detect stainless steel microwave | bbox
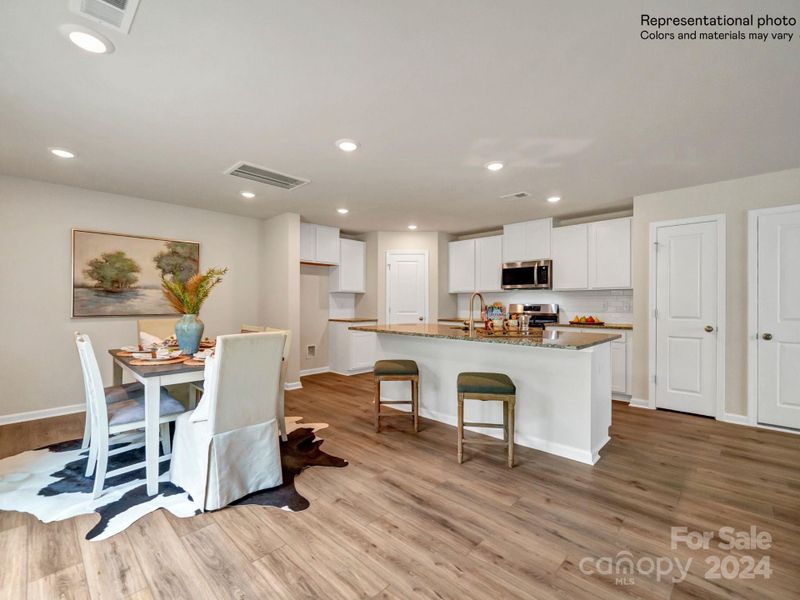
[501,259,552,290]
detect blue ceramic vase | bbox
[175,314,204,354]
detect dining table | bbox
[109,350,205,496]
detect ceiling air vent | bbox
[225,162,311,190]
[500,191,530,200]
[69,0,141,34]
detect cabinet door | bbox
[475,235,503,292]
[552,224,588,290]
[588,217,631,289]
[332,239,365,292]
[315,225,340,264]
[524,218,552,260]
[448,239,476,293]
[611,341,627,394]
[502,222,526,263]
[350,331,377,370]
[300,223,316,262]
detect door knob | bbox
[704,325,714,333]
[418,316,424,321]
[762,333,773,341]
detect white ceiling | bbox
[1,1,798,234]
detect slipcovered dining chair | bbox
[190,324,291,441]
[170,331,287,511]
[136,318,179,347]
[75,332,186,498]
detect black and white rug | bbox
[0,417,346,540]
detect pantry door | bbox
[386,251,428,324]
[753,205,800,429]
[652,217,724,417]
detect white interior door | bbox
[757,208,800,429]
[654,220,719,416]
[386,252,427,324]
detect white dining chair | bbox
[75,332,186,498]
[136,317,179,347]
[170,331,286,511]
[190,324,291,441]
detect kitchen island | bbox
[350,323,620,464]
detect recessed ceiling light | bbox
[49,147,76,159]
[59,25,114,54]
[408,224,418,230]
[335,139,360,152]
[547,196,561,203]
[240,191,255,199]
[337,208,349,214]
[485,161,504,172]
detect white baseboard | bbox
[299,366,330,378]
[0,403,85,426]
[330,367,374,376]
[718,412,750,426]
[628,397,653,409]
[284,381,302,391]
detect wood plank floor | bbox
[1,371,799,599]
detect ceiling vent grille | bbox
[69,0,141,34]
[500,191,530,200]
[225,162,311,190]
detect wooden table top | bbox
[109,349,205,378]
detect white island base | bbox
[374,332,613,465]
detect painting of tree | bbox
[153,241,200,283]
[83,251,141,292]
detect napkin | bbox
[139,331,162,349]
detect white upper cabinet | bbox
[552,217,632,290]
[552,223,589,290]
[475,235,503,292]
[330,239,366,293]
[299,223,340,265]
[502,218,552,263]
[448,239,476,293]
[588,217,631,289]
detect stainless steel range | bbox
[508,303,559,330]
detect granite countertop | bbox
[349,323,619,350]
[546,322,633,331]
[329,317,378,323]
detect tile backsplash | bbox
[455,289,633,324]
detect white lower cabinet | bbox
[329,321,377,375]
[549,326,632,398]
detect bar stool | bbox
[456,372,516,468]
[373,360,419,433]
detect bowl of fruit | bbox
[569,315,605,326]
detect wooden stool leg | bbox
[412,378,419,432]
[457,393,464,464]
[374,378,381,433]
[503,401,509,442]
[508,397,516,468]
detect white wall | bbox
[299,264,330,372]
[260,213,301,386]
[0,175,263,421]
[632,168,800,417]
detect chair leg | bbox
[81,411,91,450]
[508,398,516,468]
[412,378,419,433]
[92,440,109,499]
[503,401,509,442]
[160,423,171,456]
[374,379,381,432]
[457,393,464,464]
[85,437,98,477]
[278,389,288,442]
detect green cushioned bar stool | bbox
[373,360,419,433]
[457,372,516,468]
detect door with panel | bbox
[386,252,428,324]
[654,220,719,416]
[757,207,800,429]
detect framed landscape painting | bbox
[72,230,200,317]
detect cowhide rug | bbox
[0,417,346,540]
